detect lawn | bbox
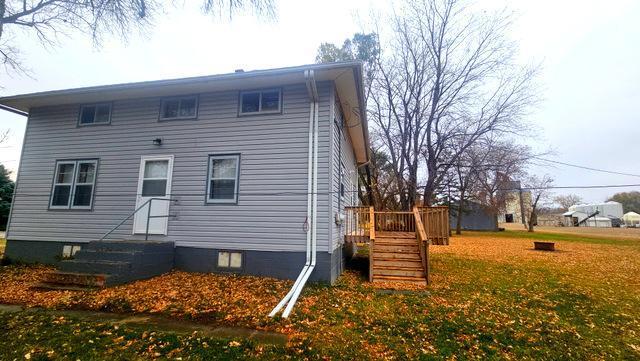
[0,230,639,360]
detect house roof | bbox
[0,61,370,163]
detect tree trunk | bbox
[456,201,463,235]
[528,209,536,232]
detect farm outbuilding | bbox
[623,212,640,227]
[562,201,623,227]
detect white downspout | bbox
[269,69,318,318]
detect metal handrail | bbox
[99,197,177,242]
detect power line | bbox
[505,183,640,191]
[534,157,640,178]
[10,182,640,198]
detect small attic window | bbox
[160,96,198,120]
[79,103,111,125]
[239,89,281,115]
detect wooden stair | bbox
[372,232,426,284]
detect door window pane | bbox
[142,179,167,197]
[144,160,168,178]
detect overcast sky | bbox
[0,0,639,203]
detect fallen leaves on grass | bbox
[0,232,639,359]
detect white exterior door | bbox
[133,155,174,235]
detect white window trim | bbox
[49,159,98,210]
[78,103,112,126]
[159,95,199,120]
[239,88,282,115]
[206,154,240,204]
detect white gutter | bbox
[269,69,319,318]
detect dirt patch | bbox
[0,304,288,346]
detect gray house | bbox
[0,62,369,285]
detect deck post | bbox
[368,206,375,282]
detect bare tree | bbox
[367,0,537,209]
[0,0,276,73]
[524,175,554,232]
[472,141,530,220]
[0,128,8,143]
[554,194,583,211]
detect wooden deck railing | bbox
[373,211,415,232]
[344,206,449,244]
[412,206,430,284]
[417,206,450,245]
[344,206,371,243]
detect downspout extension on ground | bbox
[269,69,319,318]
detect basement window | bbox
[62,245,82,258]
[160,96,198,120]
[78,103,111,125]
[218,251,243,269]
[239,89,281,115]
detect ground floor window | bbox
[207,154,240,204]
[50,159,98,210]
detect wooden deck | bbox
[344,206,448,285]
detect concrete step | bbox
[76,249,139,262]
[86,240,174,253]
[59,259,132,275]
[41,271,108,288]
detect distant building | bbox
[562,201,623,227]
[450,201,498,231]
[497,181,532,225]
[623,212,640,227]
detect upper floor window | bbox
[239,89,281,115]
[207,154,240,204]
[79,104,111,125]
[50,159,98,210]
[160,96,198,120]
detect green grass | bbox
[0,310,286,360]
[464,229,640,246]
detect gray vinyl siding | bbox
[8,82,335,253]
[329,88,358,252]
